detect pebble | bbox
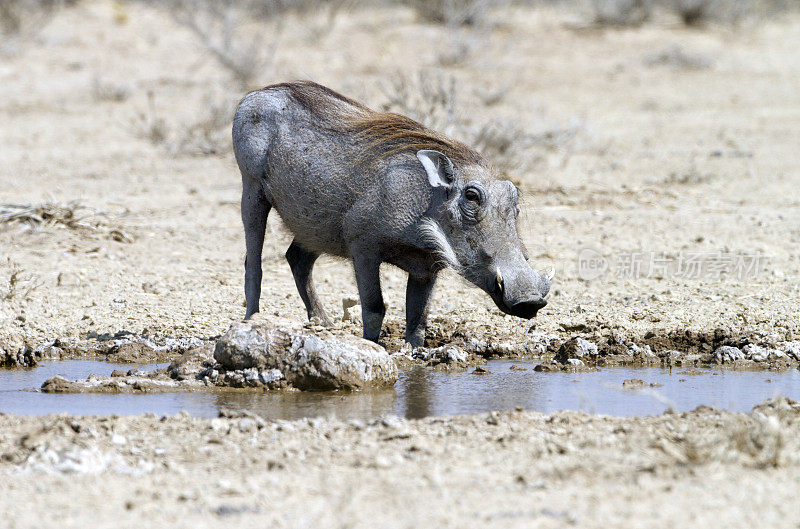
[381,416,402,429]
[783,341,800,361]
[238,418,257,433]
[743,344,783,362]
[714,345,744,363]
[554,337,597,364]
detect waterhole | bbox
[1,360,797,421]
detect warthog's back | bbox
[233,84,373,257]
[233,81,482,258]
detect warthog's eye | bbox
[464,186,483,204]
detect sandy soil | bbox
[1,1,798,357]
[1,397,799,528]
[1,1,800,526]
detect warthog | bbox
[233,81,551,346]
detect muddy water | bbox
[1,360,798,421]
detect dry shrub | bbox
[379,71,587,183]
[129,90,235,156]
[589,0,796,27]
[590,0,652,26]
[174,94,237,156]
[248,0,352,41]
[0,0,74,38]
[667,0,793,25]
[168,0,283,90]
[91,78,132,103]
[642,44,713,69]
[403,0,492,26]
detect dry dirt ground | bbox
[2,398,800,528]
[1,1,798,353]
[1,1,800,526]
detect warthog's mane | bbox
[263,80,483,166]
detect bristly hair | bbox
[261,80,484,166]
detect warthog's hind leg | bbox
[242,179,270,319]
[285,239,331,326]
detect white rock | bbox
[714,346,744,363]
[782,341,800,361]
[214,316,397,390]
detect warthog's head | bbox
[417,150,551,319]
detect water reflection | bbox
[401,367,435,419]
[215,388,397,422]
[1,360,798,420]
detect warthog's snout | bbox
[508,298,548,319]
[492,266,550,319]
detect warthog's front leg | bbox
[352,252,385,343]
[286,239,331,326]
[405,273,437,347]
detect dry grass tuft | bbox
[130,91,169,146]
[643,45,713,69]
[0,200,134,242]
[2,260,42,301]
[0,200,97,230]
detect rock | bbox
[214,316,397,390]
[566,358,583,366]
[783,341,800,361]
[554,337,597,364]
[109,341,158,363]
[341,297,360,321]
[411,345,467,366]
[41,376,83,393]
[238,418,257,433]
[627,343,656,358]
[622,378,646,390]
[33,342,64,361]
[110,370,127,377]
[509,364,527,371]
[168,345,214,379]
[714,345,744,364]
[259,369,283,384]
[659,350,683,363]
[743,344,782,362]
[472,365,491,375]
[0,332,38,367]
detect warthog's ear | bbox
[417,150,455,188]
